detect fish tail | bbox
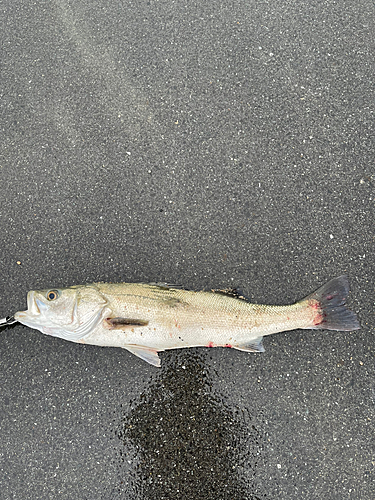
[303,276,360,331]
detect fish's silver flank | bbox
[11,276,360,367]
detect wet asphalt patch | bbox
[116,350,267,500]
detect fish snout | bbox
[28,291,42,316]
[14,292,40,320]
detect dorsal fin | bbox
[148,282,249,301]
[148,282,185,290]
[210,288,249,301]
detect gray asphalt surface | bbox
[1,1,374,499]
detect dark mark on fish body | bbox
[116,351,267,499]
[162,297,186,307]
[105,317,149,329]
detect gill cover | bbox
[14,285,109,341]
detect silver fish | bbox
[4,276,359,367]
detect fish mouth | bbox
[15,292,41,320]
[29,291,42,316]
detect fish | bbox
[2,276,359,367]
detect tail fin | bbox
[305,276,360,331]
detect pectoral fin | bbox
[125,345,162,367]
[234,336,265,353]
[105,317,149,330]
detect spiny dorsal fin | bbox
[148,282,185,290]
[210,287,249,301]
[149,282,249,301]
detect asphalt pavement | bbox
[1,1,374,499]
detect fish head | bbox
[14,285,108,341]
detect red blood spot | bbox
[206,342,214,348]
[224,344,233,348]
[313,314,323,326]
[311,301,320,310]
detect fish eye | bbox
[46,290,59,301]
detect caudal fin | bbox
[306,276,360,331]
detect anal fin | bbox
[125,345,162,367]
[234,336,265,353]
